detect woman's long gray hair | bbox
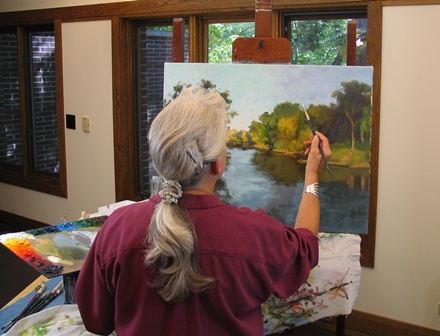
[145,86,228,302]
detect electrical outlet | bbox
[82,116,91,133]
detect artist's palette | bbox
[0,216,107,277]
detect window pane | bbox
[0,31,23,167]
[287,17,367,66]
[135,24,189,196]
[30,30,58,174]
[208,22,255,63]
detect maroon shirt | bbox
[75,194,318,335]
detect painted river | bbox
[215,147,369,234]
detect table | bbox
[262,232,361,334]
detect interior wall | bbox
[0,20,116,224]
[354,5,440,330]
[0,1,440,332]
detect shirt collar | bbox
[150,193,225,209]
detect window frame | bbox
[282,10,368,65]
[132,20,189,198]
[280,6,380,268]
[0,20,67,198]
[113,2,381,268]
[202,15,255,63]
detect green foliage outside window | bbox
[207,19,367,66]
[291,19,348,65]
[208,22,255,63]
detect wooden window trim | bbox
[0,20,67,198]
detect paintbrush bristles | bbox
[302,104,311,120]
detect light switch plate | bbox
[82,116,91,133]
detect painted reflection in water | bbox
[216,148,368,234]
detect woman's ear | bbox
[209,160,222,176]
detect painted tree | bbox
[248,120,268,149]
[331,80,371,150]
[165,79,231,105]
[164,79,234,119]
[272,102,308,152]
[258,111,278,150]
[359,105,371,144]
[247,102,309,152]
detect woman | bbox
[75,86,331,335]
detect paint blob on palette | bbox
[0,216,107,278]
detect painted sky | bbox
[164,63,373,131]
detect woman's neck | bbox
[183,189,213,196]
[182,167,218,196]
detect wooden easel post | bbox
[254,0,272,38]
[172,18,185,62]
[232,0,291,64]
[347,20,357,66]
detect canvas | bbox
[163,63,373,234]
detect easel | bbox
[171,2,356,334]
[232,0,291,64]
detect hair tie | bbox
[159,180,183,204]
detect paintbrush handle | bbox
[307,120,316,136]
[26,281,63,316]
[1,296,38,329]
[26,293,55,316]
[1,282,47,330]
[318,143,334,182]
[306,116,334,182]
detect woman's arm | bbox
[294,132,331,235]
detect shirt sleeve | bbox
[75,230,116,335]
[269,226,319,299]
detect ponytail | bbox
[145,86,227,301]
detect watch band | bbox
[305,182,319,198]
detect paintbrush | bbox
[25,280,64,316]
[1,281,47,331]
[302,105,334,182]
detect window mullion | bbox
[25,31,38,174]
[16,26,30,177]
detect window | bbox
[283,11,367,66]
[207,21,255,63]
[129,19,252,199]
[0,25,66,197]
[132,21,189,198]
[283,9,378,267]
[114,3,381,267]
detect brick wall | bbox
[138,28,188,195]
[0,31,58,174]
[31,33,58,174]
[0,32,22,166]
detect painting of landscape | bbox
[163,63,373,234]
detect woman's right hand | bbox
[303,131,331,176]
